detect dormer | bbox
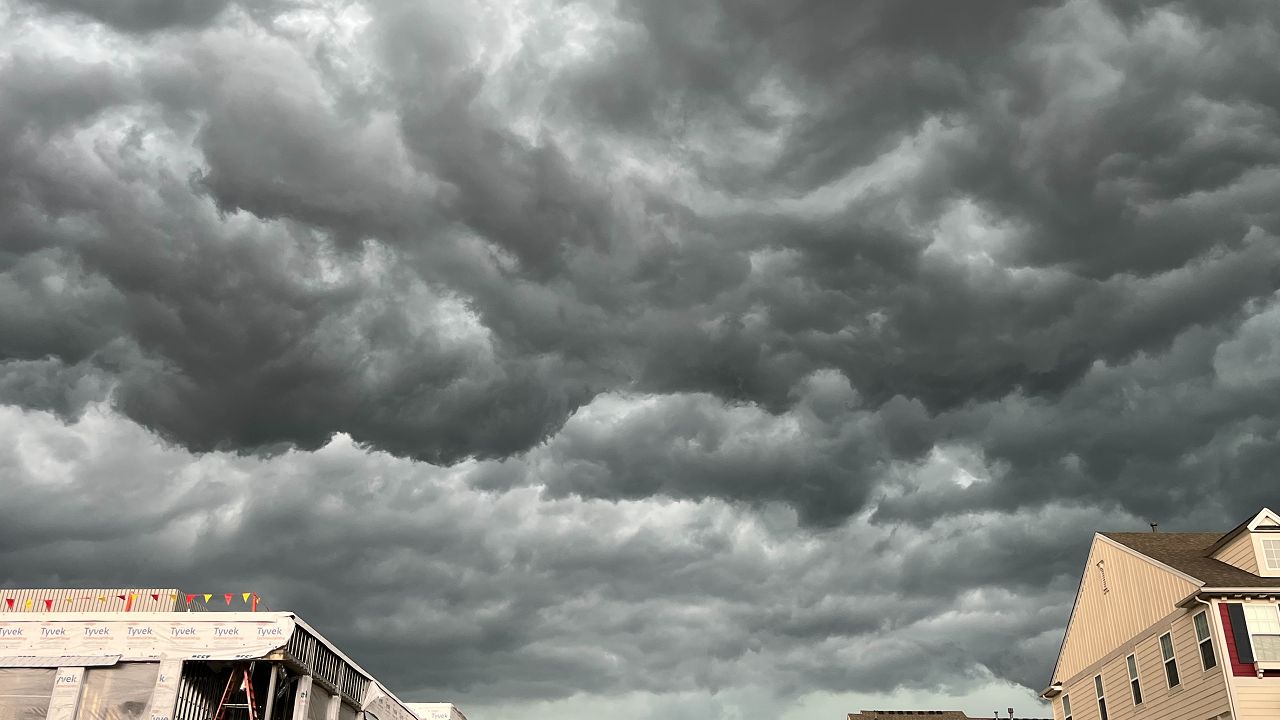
[1209,508,1280,577]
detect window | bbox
[77,664,159,720]
[1126,654,1142,705]
[1061,693,1072,720]
[1094,674,1108,720]
[1194,611,1217,670]
[1160,632,1181,688]
[1263,538,1280,569]
[0,669,55,720]
[1243,604,1280,661]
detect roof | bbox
[844,707,1044,712]
[1101,532,1280,588]
[848,713,970,720]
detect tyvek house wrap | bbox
[0,613,296,661]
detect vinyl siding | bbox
[1228,598,1280,718]
[1055,536,1200,681]
[1212,532,1260,574]
[1057,608,1230,720]
[1232,677,1280,719]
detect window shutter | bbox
[1226,603,1256,664]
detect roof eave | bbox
[1177,587,1280,607]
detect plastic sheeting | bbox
[75,664,158,720]
[306,685,330,720]
[0,668,54,720]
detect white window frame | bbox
[1160,631,1181,688]
[1262,538,1280,570]
[1126,653,1142,706]
[1243,603,1280,664]
[1193,610,1217,670]
[1061,693,1072,720]
[1094,674,1108,720]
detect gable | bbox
[1051,534,1201,683]
[1249,508,1280,530]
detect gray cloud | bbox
[4,0,1280,713]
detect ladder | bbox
[211,663,258,720]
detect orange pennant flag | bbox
[203,594,213,603]
[242,592,252,603]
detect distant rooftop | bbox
[849,707,1049,712]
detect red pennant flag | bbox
[186,594,196,604]
[43,599,53,610]
[116,595,126,601]
[224,593,233,605]
[4,598,13,610]
[150,594,160,602]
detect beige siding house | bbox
[1042,509,1280,720]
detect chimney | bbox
[1008,708,1014,720]
[1150,522,1159,533]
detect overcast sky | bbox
[3,0,1280,718]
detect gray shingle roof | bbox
[1102,531,1280,587]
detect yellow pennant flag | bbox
[242,592,252,603]
[97,596,107,603]
[24,599,33,609]
[65,598,74,604]
[170,593,178,601]
[203,594,213,603]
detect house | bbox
[1041,508,1280,720]
[0,588,463,720]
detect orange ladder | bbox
[211,663,258,720]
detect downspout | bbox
[1196,595,1240,720]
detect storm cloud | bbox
[3,0,1280,716]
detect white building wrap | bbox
[0,613,296,660]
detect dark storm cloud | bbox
[5,0,1278,481]
[5,0,1280,708]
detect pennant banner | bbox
[1,592,267,612]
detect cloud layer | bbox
[4,0,1280,716]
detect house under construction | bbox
[0,589,462,720]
